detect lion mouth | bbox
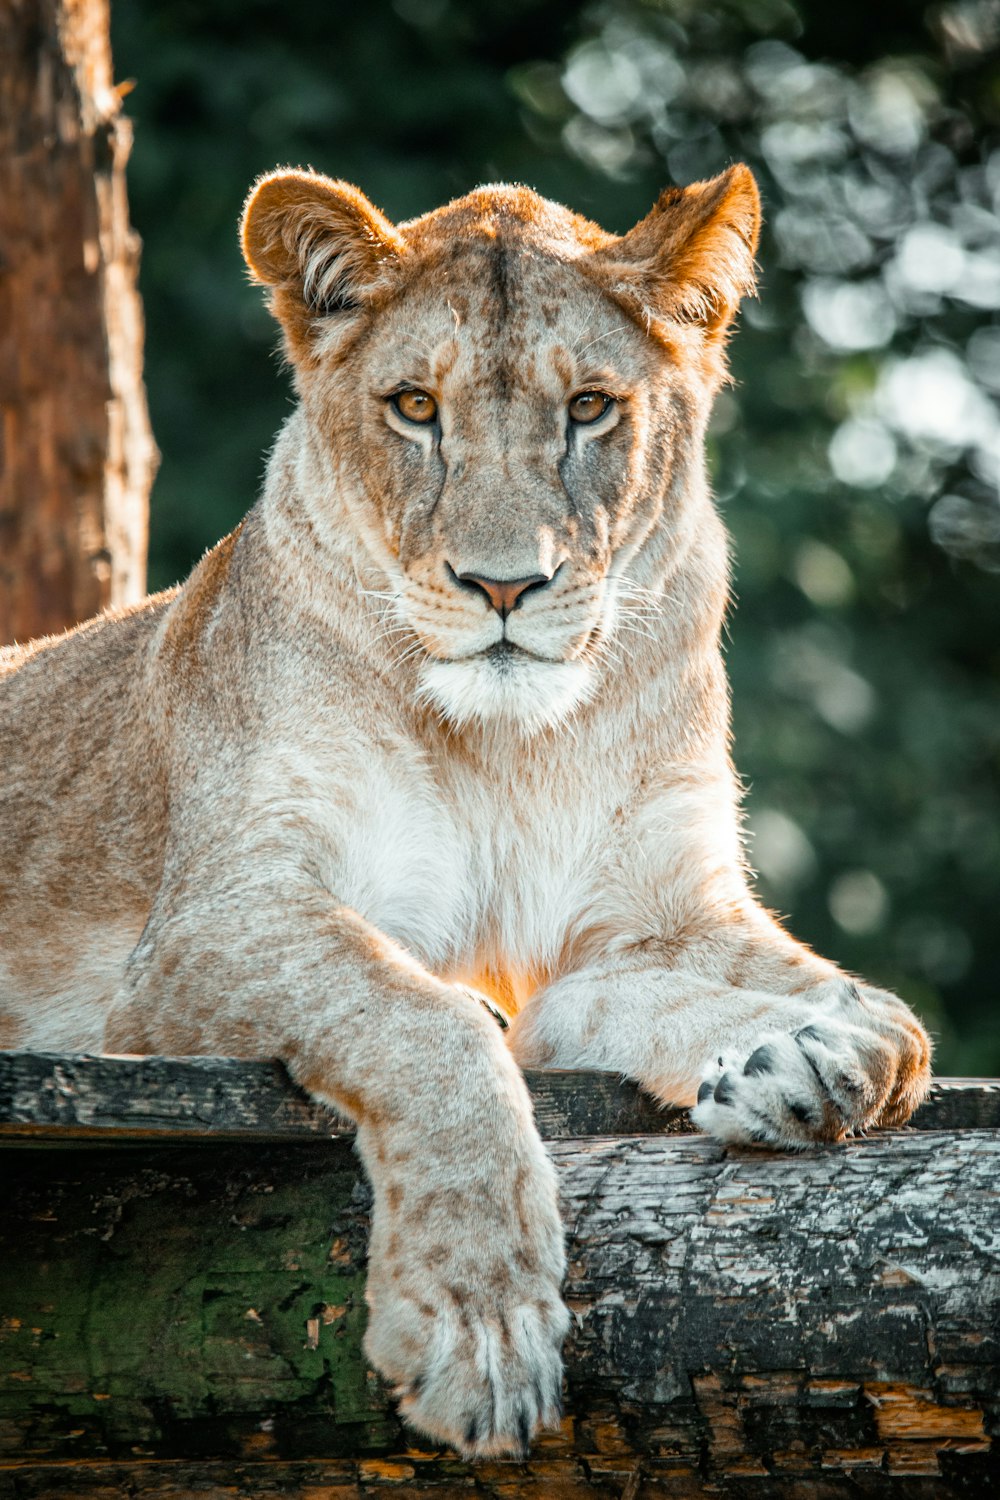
[425,628,602,673]
[484,640,549,667]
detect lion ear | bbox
[240,170,405,343]
[591,164,760,337]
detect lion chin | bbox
[416,651,594,735]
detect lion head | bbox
[241,165,759,733]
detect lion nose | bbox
[450,568,552,619]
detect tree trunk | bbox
[0,0,156,647]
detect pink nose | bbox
[452,571,551,619]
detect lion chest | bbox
[306,746,610,980]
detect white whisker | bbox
[389,642,426,671]
[571,323,629,360]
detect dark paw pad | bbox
[697,1079,715,1103]
[744,1043,778,1077]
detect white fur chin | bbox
[417,655,593,735]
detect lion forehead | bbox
[360,235,640,403]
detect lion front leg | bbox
[105,872,568,1457]
[508,927,931,1149]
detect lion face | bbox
[241,169,759,732]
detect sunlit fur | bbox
[0,166,931,1459]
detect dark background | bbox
[110,0,1000,1073]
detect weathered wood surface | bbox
[0,1053,685,1142]
[0,0,155,645]
[1,1051,996,1142]
[0,1058,997,1497]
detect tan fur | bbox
[0,165,930,1455]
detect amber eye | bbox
[568,390,613,425]
[392,389,438,425]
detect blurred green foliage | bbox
[112,0,1000,1072]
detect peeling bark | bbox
[0,0,156,646]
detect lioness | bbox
[1,164,930,1456]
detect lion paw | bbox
[362,1146,569,1456]
[691,988,931,1148]
[370,1287,567,1457]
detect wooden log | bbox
[0,0,156,645]
[0,1056,997,1497]
[0,1052,687,1143]
[0,1052,995,1142]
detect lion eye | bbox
[392,389,438,425]
[568,390,612,425]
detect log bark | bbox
[0,1057,997,1496]
[0,0,156,646]
[0,1052,994,1141]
